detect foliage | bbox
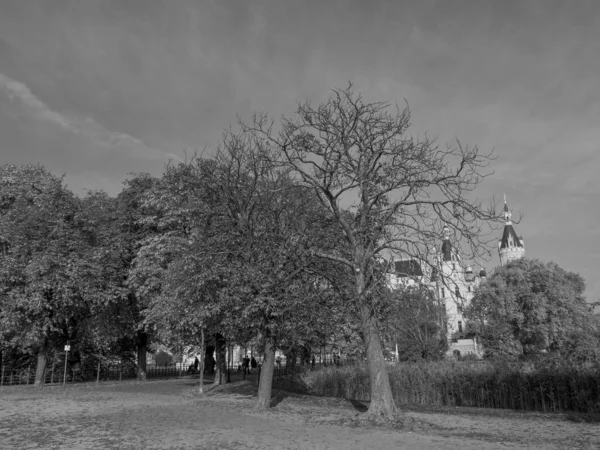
[0,165,156,374]
[465,258,600,359]
[131,137,346,353]
[0,164,100,356]
[154,350,173,366]
[381,285,447,361]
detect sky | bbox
[0,0,599,303]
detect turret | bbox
[498,197,525,266]
[465,266,474,282]
[441,224,452,262]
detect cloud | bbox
[0,73,73,130]
[0,72,180,162]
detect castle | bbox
[388,198,525,358]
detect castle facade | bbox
[387,199,525,358]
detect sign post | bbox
[63,343,70,387]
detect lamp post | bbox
[63,342,70,387]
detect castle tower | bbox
[435,224,483,357]
[498,198,525,266]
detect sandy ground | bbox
[1,377,599,450]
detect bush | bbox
[155,350,173,366]
[298,359,600,413]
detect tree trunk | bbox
[356,268,397,418]
[361,305,397,417]
[285,348,297,374]
[198,328,205,394]
[34,350,47,387]
[256,337,276,410]
[205,345,215,374]
[137,332,147,381]
[212,333,226,386]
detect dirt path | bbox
[1,379,598,449]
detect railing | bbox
[0,362,200,388]
[0,365,35,386]
[0,356,358,388]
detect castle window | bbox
[458,321,463,333]
[441,287,445,298]
[468,286,471,292]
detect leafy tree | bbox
[133,132,344,407]
[382,285,447,361]
[73,190,147,373]
[113,173,163,380]
[466,258,600,360]
[244,85,497,417]
[0,164,102,385]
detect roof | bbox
[393,259,424,277]
[499,224,523,249]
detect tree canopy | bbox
[466,258,600,360]
[243,84,498,416]
[1,86,503,416]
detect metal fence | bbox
[0,355,359,388]
[0,365,35,386]
[0,362,200,387]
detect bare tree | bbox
[243,84,499,417]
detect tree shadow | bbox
[565,412,600,423]
[349,399,368,412]
[270,390,290,407]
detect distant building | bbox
[387,198,525,359]
[387,223,485,358]
[498,199,525,266]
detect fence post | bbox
[27,365,31,385]
[96,358,101,384]
[1,365,4,387]
[63,355,68,387]
[119,361,123,382]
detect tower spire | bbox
[498,195,524,266]
[503,195,512,225]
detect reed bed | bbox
[299,360,600,413]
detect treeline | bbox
[1,85,501,415]
[0,155,354,396]
[466,258,600,362]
